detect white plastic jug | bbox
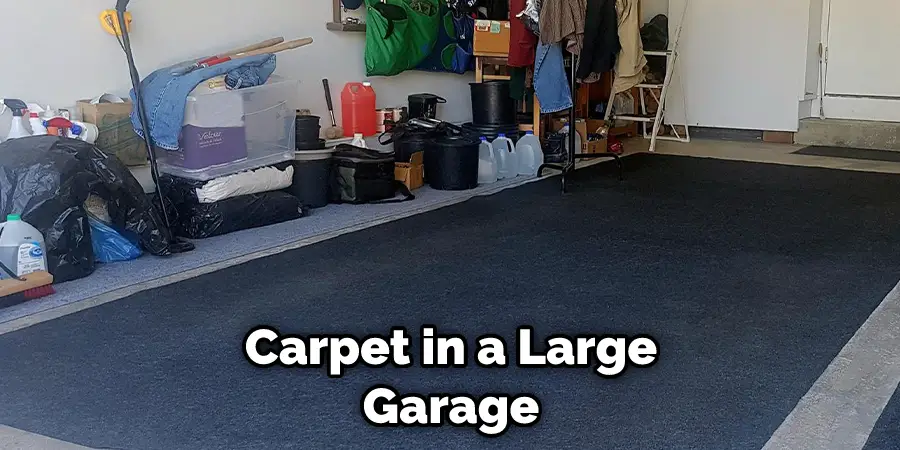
[516,131,544,176]
[492,134,517,179]
[477,137,498,184]
[0,214,47,279]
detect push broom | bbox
[0,259,54,309]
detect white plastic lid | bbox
[362,81,372,87]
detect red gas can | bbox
[341,81,377,137]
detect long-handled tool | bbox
[170,37,286,76]
[197,38,314,70]
[0,259,54,308]
[322,79,343,139]
[113,0,173,230]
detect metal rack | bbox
[538,53,623,193]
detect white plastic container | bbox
[157,77,299,181]
[516,131,543,176]
[0,214,47,279]
[351,133,368,148]
[477,137,498,184]
[29,113,47,136]
[6,115,30,140]
[492,134,516,180]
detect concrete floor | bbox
[3,136,900,449]
[634,136,900,174]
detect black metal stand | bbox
[116,0,172,229]
[537,52,623,193]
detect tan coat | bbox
[612,0,647,93]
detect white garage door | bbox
[824,0,900,121]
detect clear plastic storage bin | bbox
[157,77,298,181]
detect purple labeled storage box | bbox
[171,125,248,170]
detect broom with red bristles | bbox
[0,259,54,309]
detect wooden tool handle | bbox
[238,38,314,57]
[221,37,285,57]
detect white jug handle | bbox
[506,140,514,152]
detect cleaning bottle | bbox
[2,99,31,141]
[0,214,47,279]
[477,136,498,184]
[350,133,368,148]
[28,113,47,135]
[492,133,516,179]
[516,131,543,176]
[26,104,47,135]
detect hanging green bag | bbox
[365,0,440,77]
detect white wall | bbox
[0,0,472,136]
[667,0,812,131]
[642,0,669,22]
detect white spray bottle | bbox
[26,104,47,135]
[2,99,31,141]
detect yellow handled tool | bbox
[100,9,132,36]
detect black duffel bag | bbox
[330,145,415,204]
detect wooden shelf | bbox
[326,22,366,32]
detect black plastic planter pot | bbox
[424,135,480,191]
[469,81,515,125]
[289,149,333,208]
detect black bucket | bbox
[289,149,333,208]
[424,135,480,190]
[408,93,447,120]
[470,81,515,125]
[296,138,326,151]
[295,115,321,144]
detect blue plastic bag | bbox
[89,215,143,263]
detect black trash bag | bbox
[641,14,669,84]
[158,175,307,239]
[0,136,192,282]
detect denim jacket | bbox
[533,42,573,114]
[130,54,276,151]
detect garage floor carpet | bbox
[865,389,900,449]
[2,154,900,449]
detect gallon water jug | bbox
[516,131,544,176]
[0,215,47,279]
[477,137,498,184]
[492,134,516,179]
[341,81,377,137]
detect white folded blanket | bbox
[196,165,294,203]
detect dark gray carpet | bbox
[865,389,900,450]
[2,154,900,450]
[794,145,900,162]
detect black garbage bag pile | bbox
[158,174,307,239]
[0,136,193,282]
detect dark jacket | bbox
[576,0,620,80]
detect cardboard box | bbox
[473,20,511,55]
[549,119,608,154]
[395,151,424,190]
[76,99,148,166]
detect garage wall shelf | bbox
[327,0,367,32]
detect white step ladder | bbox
[601,1,691,152]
